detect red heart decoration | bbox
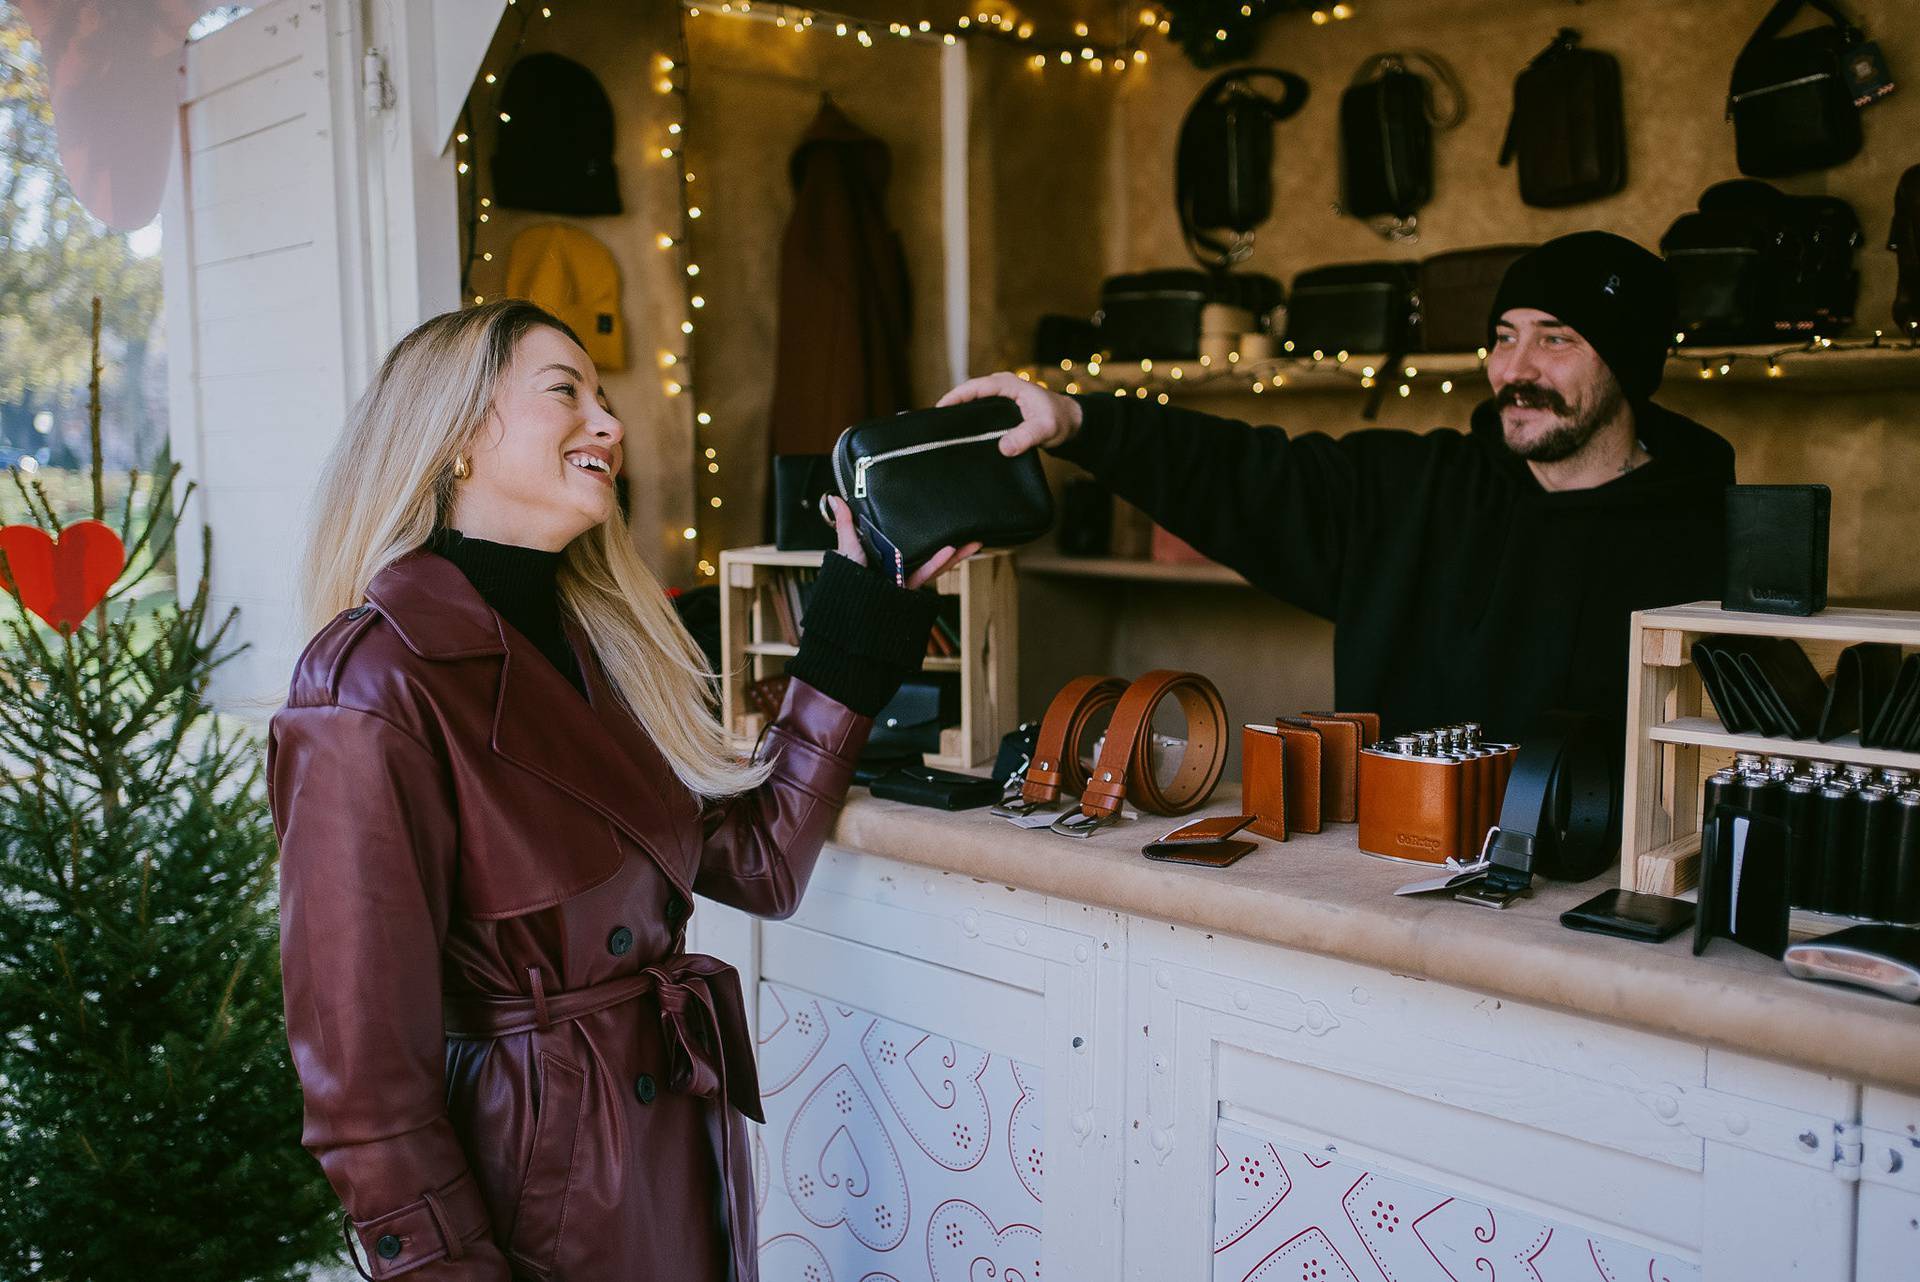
[0,521,128,632]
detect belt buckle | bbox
[1050,808,1119,839]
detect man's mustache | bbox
[1497,382,1569,415]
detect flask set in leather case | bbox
[830,398,1054,576]
[999,671,1228,838]
[1356,724,1519,866]
[1703,755,1920,925]
[1241,712,1381,840]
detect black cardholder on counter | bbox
[773,454,837,551]
[866,673,960,758]
[1723,484,1829,616]
[1561,888,1696,942]
[1821,642,1903,742]
[832,398,1054,572]
[1695,805,1793,960]
[869,764,1001,811]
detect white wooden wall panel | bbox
[162,0,370,709]
[1856,1086,1920,1279]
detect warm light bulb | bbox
[1398,384,1411,398]
[1360,376,1375,388]
[683,527,698,540]
[1134,49,1147,63]
[661,147,675,158]
[682,321,695,334]
[688,206,703,218]
[705,445,717,456]
[1157,393,1170,405]
[691,295,706,309]
[1768,363,1783,378]
[697,412,713,425]
[665,381,683,395]
[457,161,469,173]
[687,264,700,276]
[456,132,469,144]
[710,497,723,509]
[481,251,492,261]
[1311,9,1329,23]
[499,111,511,122]
[485,73,497,84]
[1140,6,1156,23]
[1440,380,1453,393]
[708,462,719,473]
[1332,2,1353,17]
[658,233,675,248]
[480,197,491,207]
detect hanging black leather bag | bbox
[1499,29,1626,208]
[1338,52,1464,240]
[1727,0,1866,178]
[1663,180,1862,343]
[1177,68,1310,268]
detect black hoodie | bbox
[1058,394,1736,742]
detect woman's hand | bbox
[937,372,1083,456]
[825,496,982,591]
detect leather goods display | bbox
[868,763,1001,811]
[1358,724,1518,866]
[1662,183,1861,343]
[1723,483,1830,616]
[1241,724,1291,841]
[1142,815,1260,867]
[1890,164,1920,338]
[1338,51,1464,239]
[865,673,959,758]
[1821,642,1903,742]
[1069,670,1229,833]
[1416,246,1533,353]
[1016,675,1128,812]
[1177,68,1310,268]
[772,454,836,551]
[1301,711,1379,824]
[1785,924,1920,1002]
[831,397,1053,574]
[1727,0,1867,179]
[1695,806,1793,959]
[1483,711,1617,883]
[1098,270,1283,360]
[1499,29,1625,208]
[1284,262,1420,356]
[1690,634,1828,738]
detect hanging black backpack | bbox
[493,53,622,216]
[1176,67,1310,268]
[1337,51,1465,241]
[1499,29,1626,208]
[1727,0,1866,178]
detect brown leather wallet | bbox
[1263,719,1325,835]
[1079,670,1229,819]
[1241,724,1289,841]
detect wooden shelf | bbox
[1647,717,1920,772]
[743,639,964,671]
[1624,602,1920,646]
[1026,339,1920,399]
[1015,552,1250,587]
[744,641,800,657]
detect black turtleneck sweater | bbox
[432,530,936,718]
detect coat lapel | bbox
[365,551,698,897]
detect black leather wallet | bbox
[1723,484,1829,616]
[868,764,1001,811]
[1694,804,1792,960]
[773,454,836,551]
[1692,634,1827,739]
[1868,653,1920,751]
[1822,642,1903,743]
[832,398,1054,572]
[866,673,960,758]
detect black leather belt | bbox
[1485,710,1620,889]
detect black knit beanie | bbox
[1488,231,1676,404]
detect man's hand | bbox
[938,373,1083,457]
[824,496,982,591]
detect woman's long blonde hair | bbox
[298,300,771,800]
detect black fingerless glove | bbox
[787,553,940,717]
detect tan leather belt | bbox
[1057,669,1228,835]
[1019,674,1128,808]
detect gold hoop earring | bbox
[452,454,471,480]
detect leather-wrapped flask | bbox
[1357,737,1469,864]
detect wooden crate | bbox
[717,545,1018,770]
[1623,601,1920,897]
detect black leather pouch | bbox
[1694,640,1762,735]
[773,454,836,551]
[1820,642,1903,742]
[869,764,1000,811]
[1285,262,1420,355]
[1723,484,1829,616]
[1868,654,1920,750]
[866,672,960,759]
[1728,0,1865,179]
[1695,805,1793,959]
[1499,29,1625,208]
[832,398,1053,572]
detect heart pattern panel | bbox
[758,981,1042,1281]
[1212,1118,1700,1282]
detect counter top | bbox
[830,785,1920,1095]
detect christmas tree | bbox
[0,302,338,1277]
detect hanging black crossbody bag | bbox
[1176,67,1309,268]
[1499,29,1626,208]
[1727,0,1866,177]
[1338,51,1464,241]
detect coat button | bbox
[607,925,633,956]
[346,605,372,620]
[665,893,688,923]
[376,1234,402,1260]
[634,1073,657,1104]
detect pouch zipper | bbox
[1728,71,1835,117]
[853,428,1012,498]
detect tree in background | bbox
[0,2,165,468]
[0,306,338,1277]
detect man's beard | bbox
[1497,379,1624,463]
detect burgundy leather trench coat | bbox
[267,551,872,1281]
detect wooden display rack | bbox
[717,545,1018,770]
[1622,601,1920,897]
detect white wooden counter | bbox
[691,787,1920,1282]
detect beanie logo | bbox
[597,313,614,334]
[1602,273,1621,297]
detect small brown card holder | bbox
[1241,725,1290,841]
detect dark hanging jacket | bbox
[1058,394,1736,742]
[766,99,912,509]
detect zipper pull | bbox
[854,456,872,498]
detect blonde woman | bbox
[268,301,974,1280]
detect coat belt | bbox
[442,952,766,1279]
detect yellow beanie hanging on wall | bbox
[504,223,626,370]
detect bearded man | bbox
[945,231,1735,740]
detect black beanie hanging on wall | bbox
[1488,231,1676,404]
[492,53,621,216]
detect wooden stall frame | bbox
[1622,601,1920,898]
[718,545,1018,770]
